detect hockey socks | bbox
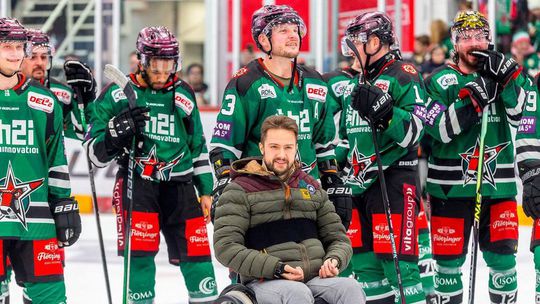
[434,258,464,304]
[179,261,218,304]
[484,251,517,304]
[418,208,436,303]
[535,246,540,304]
[129,256,156,303]
[381,259,425,304]
[352,252,394,303]
[24,281,66,304]
[0,279,8,304]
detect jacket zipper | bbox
[282,183,292,219]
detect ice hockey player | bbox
[209,4,352,230]
[0,17,81,304]
[333,11,427,304]
[21,29,95,141]
[423,11,526,303]
[516,73,540,303]
[83,26,218,303]
[324,34,436,302]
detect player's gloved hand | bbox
[351,83,393,130]
[471,50,520,86]
[321,173,353,230]
[522,164,540,219]
[64,60,97,105]
[458,76,499,113]
[105,106,150,149]
[210,176,231,223]
[50,197,81,247]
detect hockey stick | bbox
[73,87,113,304]
[104,64,138,304]
[345,38,406,303]
[467,106,489,304]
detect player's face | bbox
[455,29,490,69]
[351,35,380,68]
[21,47,49,80]
[270,23,301,58]
[259,128,297,178]
[0,41,25,76]
[143,58,176,90]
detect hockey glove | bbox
[321,173,352,230]
[64,60,97,105]
[50,197,81,247]
[521,162,540,219]
[105,106,150,150]
[458,76,499,113]
[210,176,231,223]
[351,83,393,130]
[471,50,520,86]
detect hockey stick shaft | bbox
[104,64,137,304]
[74,87,113,304]
[468,106,489,304]
[345,38,406,303]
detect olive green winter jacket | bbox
[213,157,352,283]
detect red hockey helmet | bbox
[345,11,395,46]
[27,29,53,55]
[251,4,307,51]
[0,18,30,56]
[136,26,179,68]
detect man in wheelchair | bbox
[213,115,366,304]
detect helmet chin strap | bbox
[0,61,22,78]
[287,27,302,93]
[362,39,383,79]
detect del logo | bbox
[175,92,194,115]
[346,143,376,189]
[111,88,137,103]
[51,88,72,105]
[0,161,44,230]
[436,74,458,90]
[374,79,390,93]
[306,84,327,102]
[135,145,184,181]
[27,92,54,113]
[331,80,349,97]
[459,140,509,187]
[258,83,277,99]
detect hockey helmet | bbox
[451,11,490,43]
[345,11,395,45]
[251,4,306,51]
[136,26,179,69]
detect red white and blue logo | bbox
[135,145,184,181]
[459,140,509,187]
[346,144,376,188]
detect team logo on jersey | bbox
[346,144,376,188]
[51,87,72,105]
[111,88,138,103]
[27,92,54,113]
[436,74,458,90]
[258,83,277,99]
[174,92,194,115]
[331,80,349,97]
[0,162,44,230]
[459,140,510,187]
[374,79,390,93]
[306,84,327,102]
[232,67,248,78]
[401,64,418,75]
[135,145,184,181]
[295,151,317,174]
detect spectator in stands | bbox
[186,63,210,106]
[405,35,430,71]
[129,51,139,74]
[420,46,446,76]
[511,30,539,77]
[431,19,453,59]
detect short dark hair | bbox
[187,63,204,75]
[415,35,430,46]
[260,115,298,143]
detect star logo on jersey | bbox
[300,160,317,174]
[346,145,376,188]
[0,162,44,230]
[136,145,184,181]
[459,140,510,187]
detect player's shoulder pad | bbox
[172,80,196,116]
[49,77,73,105]
[298,64,324,82]
[173,79,196,100]
[424,64,459,91]
[322,69,347,82]
[226,59,263,96]
[49,77,69,88]
[25,79,58,114]
[385,60,422,86]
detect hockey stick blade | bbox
[104,64,137,109]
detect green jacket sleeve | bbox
[47,99,72,200]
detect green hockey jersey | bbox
[209,58,336,179]
[0,74,71,240]
[424,63,527,200]
[515,75,540,180]
[85,75,213,196]
[331,53,427,195]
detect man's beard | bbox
[457,50,480,70]
[264,158,294,178]
[273,43,299,59]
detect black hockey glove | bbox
[64,60,97,105]
[50,197,81,247]
[458,76,499,113]
[471,50,520,86]
[521,162,540,219]
[351,83,394,130]
[321,173,353,230]
[105,106,150,150]
[210,176,231,223]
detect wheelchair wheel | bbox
[214,283,257,304]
